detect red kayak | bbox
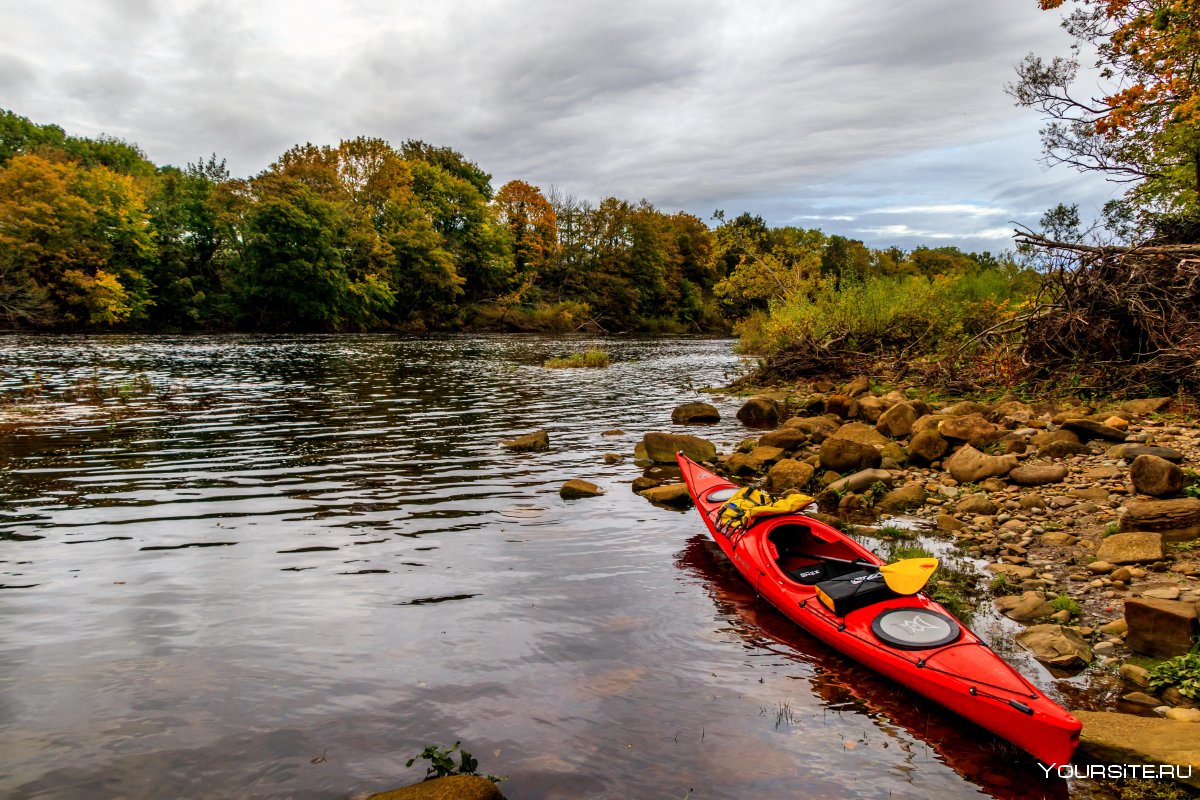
[677,454,1081,767]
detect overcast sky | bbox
[1,0,1117,251]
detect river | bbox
[0,334,1076,799]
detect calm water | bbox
[0,334,1078,799]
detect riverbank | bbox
[638,376,1199,789]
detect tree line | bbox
[0,108,1014,334]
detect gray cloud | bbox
[0,0,1117,249]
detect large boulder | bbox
[766,459,816,493]
[873,482,926,514]
[1072,712,1200,789]
[757,427,808,450]
[819,437,882,472]
[826,468,893,495]
[824,394,859,420]
[1062,418,1128,442]
[876,402,918,438]
[1130,454,1185,497]
[995,592,1054,622]
[671,402,720,424]
[1119,498,1200,542]
[944,445,1018,484]
[1009,464,1069,486]
[1124,597,1200,658]
[502,429,550,451]
[1038,440,1091,459]
[365,775,505,800]
[908,428,949,464]
[856,395,888,423]
[1016,624,1093,668]
[637,483,693,508]
[735,397,781,428]
[1096,532,1165,564]
[843,376,871,397]
[1107,444,1185,463]
[642,431,717,464]
[937,414,1002,448]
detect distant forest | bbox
[0,109,1018,334]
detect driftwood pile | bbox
[1009,232,1200,393]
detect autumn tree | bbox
[493,179,558,286]
[1011,1,1200,221]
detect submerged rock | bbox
[637,483,693,507]
[501,430,549,452]
[641,431,716,464]
[366,775,504,800]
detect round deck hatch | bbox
[871,608,961,650]
[706,487,738,503]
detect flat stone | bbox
[1166,708,1200,723]
[834,422,890,447]
[1143,587,1182,601]
[987,563,1036,580]
[1123,691,1164,707]
[1088,561,1117,574]
[1072,711,1200,788]
[636,483,693,507]
[1062,418,1129,442]
[1041,531,1077,546]
[1120,498,1200,542]
[1096,532,1165,564]
[1016,624,1093,667]
[757,428,808,450]
[1039,440,1092,459]
[1124,597,1200,658]
[994,591,1054,621]
[1119,662,1150,686]
[560,479,604,499]
[1107,444,1185,463]
[1120,398,1173,416]
[1009,464,1069,486]
[957,493,997,515]
[642,431,717,464]
[937,514,966,531]
[937,414,1002,448]
[944,445,1017,484]
[501,429,549,451]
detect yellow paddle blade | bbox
[878,558,939,595]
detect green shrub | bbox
[1146,651,1200,700]
[543,349,611,369]
[1050,595,1082,617]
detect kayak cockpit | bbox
[764,522,867,586]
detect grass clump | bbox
[989,573,1022,596]
[876,523,916,541]
[1050,595,1082,618]
[543,349,611,369]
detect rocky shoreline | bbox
[619,379,1200,786]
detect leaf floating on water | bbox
[395,593,480,606]
[338,569,390,575]
[497,506,546,519]
[2,533,44,542]
[277,546,339,553]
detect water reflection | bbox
[0,334,1086,799]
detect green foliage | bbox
[543,349,611,369]
[989,574,1022,596]
[1050,594,1082,618]
[1146,651,1200,701]
[405,741,505,783]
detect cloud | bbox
[0,0,1119,248]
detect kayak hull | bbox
[677,454,1080,767]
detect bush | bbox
[543,349,611,369]
[1146,651,1200,700]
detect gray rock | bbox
[1106,444,1184,463]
